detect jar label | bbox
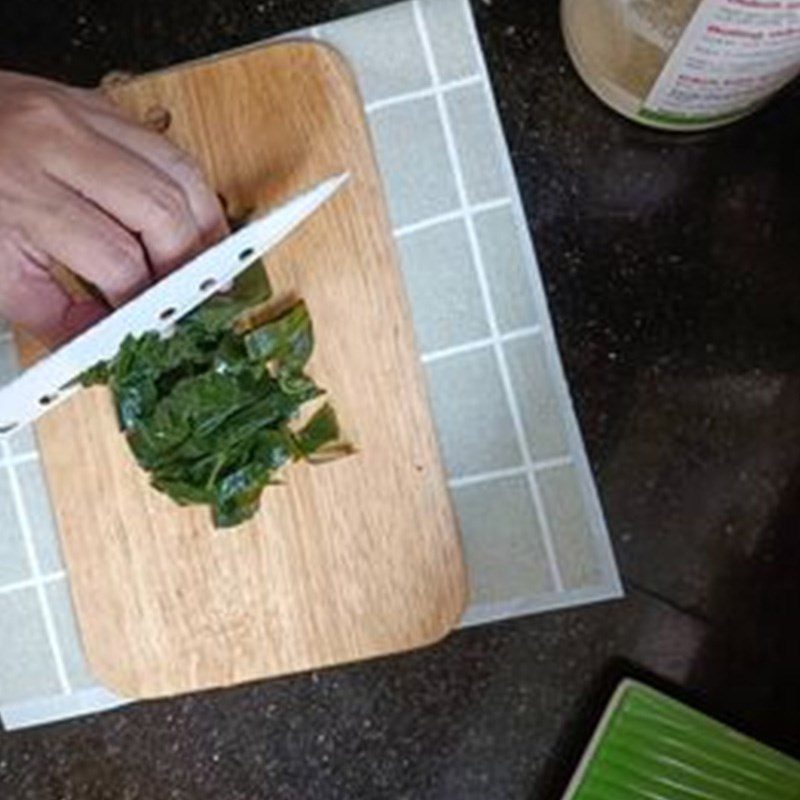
[642,0,800,125]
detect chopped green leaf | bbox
[186,261,272,334]
[294,403,355,464]
[81,262,350,529]
[244,300,313,374]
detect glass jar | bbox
[562,0,800,131]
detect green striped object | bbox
[563,680,800,800]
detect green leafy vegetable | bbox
[295,403,355,463]
[82,262,352,528]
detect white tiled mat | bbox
[0,0,621,730]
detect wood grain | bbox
[25,41,466,698]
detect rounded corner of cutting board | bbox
[397,551,469,653]
[290,39,361,86]
[422,605,468,651]
[237,39,368,121]
[440,561,470,638]
[82,653,142,700]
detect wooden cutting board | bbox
[22,41,466,699]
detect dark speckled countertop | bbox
[2,1,800,798]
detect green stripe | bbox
[571,683,800,800]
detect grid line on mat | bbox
[0,570,65,597]
[448,456,574,490]
[392,196,511,238]
[1,451,39,467]
[365,73,482,113]
[420,324,540,364]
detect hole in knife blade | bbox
[200,278,217,292]
[0,422,18,433]
[239,247,255,261]
[160,307,177,321]
[39,394,58,406]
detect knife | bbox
[0,172,349,438]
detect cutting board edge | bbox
[103,35,336,90]
[89,599,468,700]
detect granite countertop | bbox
[1,1,799,798]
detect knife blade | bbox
[0,172,349,438]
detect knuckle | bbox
[146,180,191,229]
[13,90,70,128]
[170,152,205,183]
[100,232,147,285]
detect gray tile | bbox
[504,335,569,461]
[17,461,63,574]
[537,465,604,590]
[46,579,95,690]
[8,424,37,457]
[420,0,480,82]
[0,469,29,586]
[0,588,61,703]
[370,97,459,229]
[0,340,20,383]
[475,206,538,333]
[397,218,489,352]
[320,2,430,104]
[0,341,37,453]
[454,475,554,605]
[425,347,521,477]
[446,83,507,204]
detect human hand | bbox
[0,70,227,346]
